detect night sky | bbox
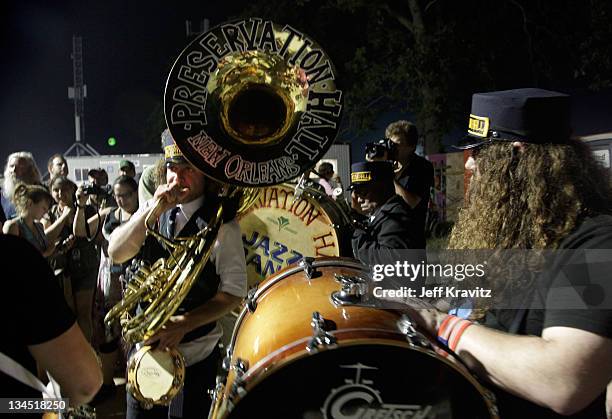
[1,0,251,170]
[2,1,611,173]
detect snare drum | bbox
[126,346,185,409]
[238,183,352,288]
[211,258,499,419]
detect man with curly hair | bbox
[395,89,612,418]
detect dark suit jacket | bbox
[351,194,425,266]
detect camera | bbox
[365,137,397,160]
[82,182,111,196]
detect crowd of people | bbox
[0,87,610,419]
[0,152,142,412]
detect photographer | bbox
[85,168,115,209]
[43,176,99,342]
[75,175,139,403]
[367,121,433,239]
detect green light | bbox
[107,137,117,146]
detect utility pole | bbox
[65,35,99,157]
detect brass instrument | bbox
[105,17,342,408]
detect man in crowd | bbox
[1,151,42,220]
[47,153,69,179]
[119,159,136,179]
[86,168,115,208]
[370,121,434,239]
[350,160,424,266]
[395,88,612,418]
[108,131,247,418]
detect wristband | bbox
[448,319,473,352]
[437,314,473,352]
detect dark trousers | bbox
[126,347,220,419]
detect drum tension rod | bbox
[300,257,321,279]
[229,358,249,399]
[246,287,258,312]
[332,274,366,306]
[221,345,233,372]
[307,311,337,353]
[397,314,430,348]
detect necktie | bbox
[168,206,181,237]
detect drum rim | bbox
[127,345,186,407]
[227,336,499,419]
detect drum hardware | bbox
[293,172,308,202]
[222,346,233,372]
[300,257,321,279]
[306,311,337,353]
[245,288,258,313]
[229,359,248,399]
[231,358,249,375]
[483,390,500,417]
[397,314,430,348]
[331,273,367,305]
[209,376,225,400]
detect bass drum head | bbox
[227,343,495,419]
[238,184,346,288]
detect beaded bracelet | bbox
[437,314,473,352]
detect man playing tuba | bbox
[108,129,247,418]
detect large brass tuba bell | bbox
[105,17,343,407]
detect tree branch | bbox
[424,0,441,13]
[406,0,426,37]
[380,3,414,34]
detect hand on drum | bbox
[379,296,446,339]
[144,315,190,350]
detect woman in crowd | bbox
[75,175,139,400]
[2,183,54,256]
[42,175,99,342]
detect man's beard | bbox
[2,173,16,199]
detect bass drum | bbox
[211,258,499,419]
[238,183,352,288]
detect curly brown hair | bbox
[449,140,612,249]
[12,183,54,216]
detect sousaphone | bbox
[106,17,343,408]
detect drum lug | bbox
[229,358,248,399]
[307,311,337,352]
[231,358,249,375]
[332,274,366,305]
[397,314,431,348]
[222,345,233,371]
[208,376,225,400]
[246,287,258,312]
[300,257,321,279]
